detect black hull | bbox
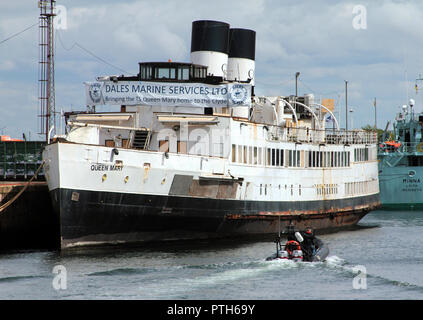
[50,188,380,249]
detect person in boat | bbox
[300,228,319,260]
[285,224,297,241]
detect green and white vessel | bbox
[379,99,423,209]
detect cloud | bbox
[0,60,15,71]
[1,0,423,138]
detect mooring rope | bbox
[0,160,45,215]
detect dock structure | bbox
[0,181,58,250]
[0,139,45,181]
[0,140,57,250]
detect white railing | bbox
[267,127,377,145]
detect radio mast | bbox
[38,0,56,142]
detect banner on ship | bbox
[85,81,251,108]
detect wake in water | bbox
[323,255,423,293]
[79,253,423,299]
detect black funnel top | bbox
[191,20,230,54]
[229,28,256,60]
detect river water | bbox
[1,209,423,300]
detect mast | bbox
[345,80,348,131]
[38,0,56,142]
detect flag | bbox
[373,98,376,107]
[326,115,333,122]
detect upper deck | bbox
[64,60,378,161]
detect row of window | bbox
[259,184,302,196]
[315,184,339,196]
[139,64,206,81]
[258,182,374,198]
[308,151,350,168]
[345,180,378,196]
[231,144,351,168]
[354,148,369,162]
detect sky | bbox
[1,0,423,139]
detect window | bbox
[266,148,271,166]
[238,145,242,163]
[157,67,169,79]
[276,149,280,166]
[140,65,153,79]
[297,151,301,167]
[232,144,236,162]
[248,146,253,165]
[178,67,189,80]
[354,148,369,162]
[192,66,206,79]
[258,148,262,165]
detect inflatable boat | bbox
[266,227,329,262]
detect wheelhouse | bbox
[138,62,210,82]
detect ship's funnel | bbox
[227,28,256,86]
[190,20,230,78]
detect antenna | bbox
[415,74,423,111]
[38,0,56,142]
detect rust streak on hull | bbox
[222,201,381,234]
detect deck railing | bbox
[379,141,423,155]
[267,127,377,145]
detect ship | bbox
[42,20,381,249]
[378,98,423,209]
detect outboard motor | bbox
[292,249,303,262]
[278,250,289,259]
